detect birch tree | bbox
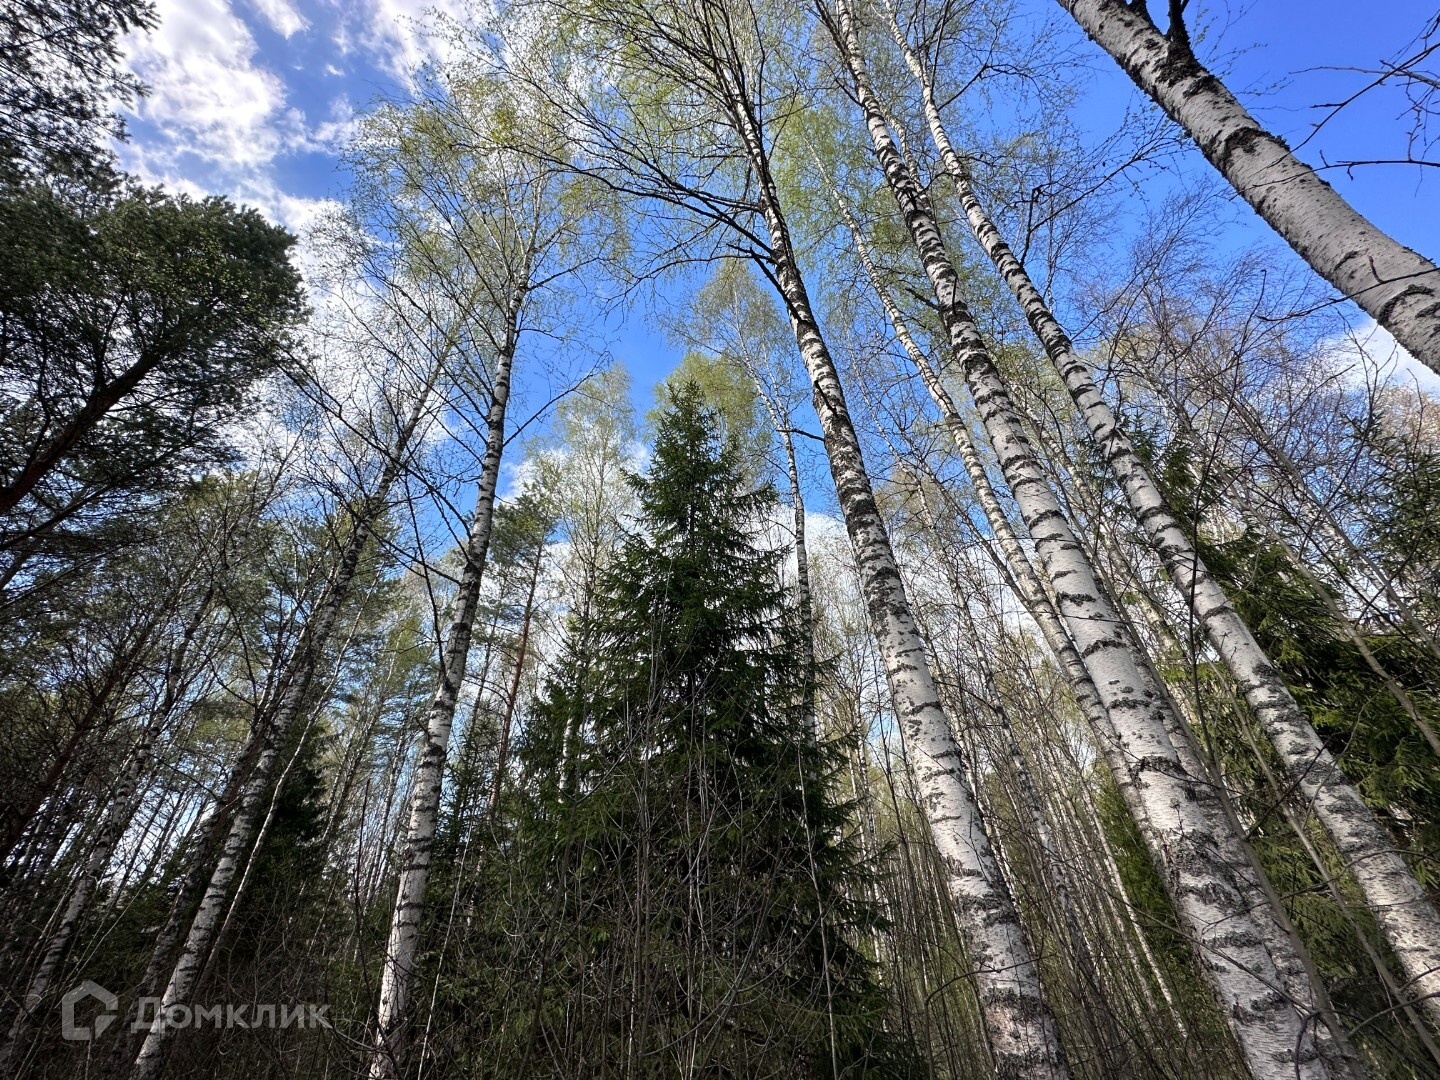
[1054,0,1440,377]
[364,65,606,1077]
[817,2,1350,1072]
[125,381,440,1080]
[120,152,479,1078]
[875,0,1440,1031]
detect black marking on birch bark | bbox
[1378,284,1440,322]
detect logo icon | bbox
[61,981,117,1041]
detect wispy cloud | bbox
[1327,318,1440,395]
[116,0,354,233]
[338,0,481,84]
[247,0,309,38]
[124,0,296,170]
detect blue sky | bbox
[1201,0,1438,253]
[113,0,1440,402]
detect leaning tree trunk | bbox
[824,169,1132,814]
[838,172,1355,1072]
[0,353,165,519]
[130,539,367,1080]
[727,74,1071,1080]
[884,1,1440,1029]
[0,578,218,1065]
[915,481,1112,1037]
[129,377,437,1080]
[1057,0,1440,376]
[367,295,522,1080]
[823,3,1332,1073]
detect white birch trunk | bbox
[725,74,1071,1079]
[825,3,1330,1073]
[827,172,1131,808]
[366,299,521,1080]
[1058,0,1440,375]
[841,179,1356,1072]
[129,382,436,1080]
[0,573,219,1066]
[887,5,1440,1030]
[922,487,1112,1018]
[129,571,359,1080]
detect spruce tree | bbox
[507,383,914,1079]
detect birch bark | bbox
[1057,0,1440,376]
[883,0,1440,1029]
[128,376,436,1080]
[826,175,1132,813]
[367,296,521,1079]
[365,306,524,1080]
[723,68,1071,1080]
[842,179,1360,1073]
[915,482,1110,1022]
[824,3,1332,1073]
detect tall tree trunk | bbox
[855,188,1356,1073]
[367,296,522,1080]
[489,530,543,821]
[824,169,1131,813]
[0,580,217,1064]
[884,2,1440,1029]
[1056,0,1440,376]
[726,68,1071,1079]
[0,352,165,519]
[911,477,1123,1063]
[103,787,238,1078]
[822,3,1332,1072]
[128,376,436,1080]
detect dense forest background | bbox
[3,1,1440,1078]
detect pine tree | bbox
[508,382,915,1079]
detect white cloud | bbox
[282,94,358,157]
[123,0,298,174]
[345,0,478,83]
[1327,318,1440,396]
[271,191,345,235]
[248,0,309,38]
[115,0,357,242]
